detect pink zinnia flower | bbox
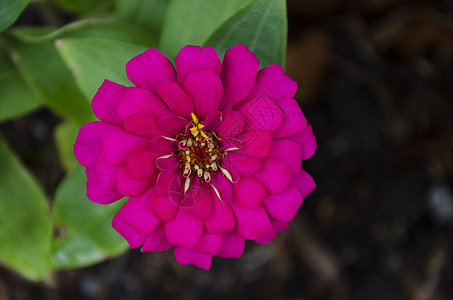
[74,45,316,270]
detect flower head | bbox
[74,44,316,270]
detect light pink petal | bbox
[219,45,260,110]
[184,70,223,119]
[255,158,292,194]
[193,184,214,219]
[268,139,303,174]
[150,136,178,154]
[263,185,303,222]
[142,223,172,252]
[192,230,222,255]
[74,121,117,169]
[101,128,150,166]
[290,169,315,198]
[122,188,160,234]
[230,200,273,240]
[165,207,203,248]
[117,87,169,120]
[216,230,245,258]
[274,99,308,138]
[232,175,267,209]
[126,48,176,93]
[221,152,262,175]
[152,193,179,222]
[123,114,168,138]
[237,129,272,158]
[157,80,193,119]
[204,198,235,234]
[237,93,283,132]
[210,174,232,202]
[116,166,154,197]
[248,63,297,100]
[157,114,188,136]
[290,125,316,160]
[175,45,221,84]
[255,218,289,244]
[94,156,120,191]
[127,147,158,179]
[173,246,212,270]
[216,110,245,138]
[112,207,145,248]
[91,80,126,125]
[86,169,123,204]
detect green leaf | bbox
[52,0,114,13]
[0,135,52,281]
[54,120,79,171]
[159,0,250,59]
[57,38,148,100]
[116,0,169,38]
[3,36,94,125]
[0,0,29,32]
[51,165,127,269]
[0,45,41,122]
[205,0,287,68]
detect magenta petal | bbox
[157,80,194,119]
[124,114,168,138]
[152,193,179,222]
[290,169,315,199]
[101,128,150,166]
[238,94,284,132]
[263,185,303,222]
[184,69,223,119]
[142,223,172,252]
[150,136,178,154]
[217,230,245,258]
[210,174,232,202]
[237,129,272,158]
[232,175,267,209]
[127,147,157,179]
[155,154,179,171]
[117,87,169,120]
[157,114,188,136]
[126,48,176,93]
[230,200,273,240]
[116,167,153,197]
[268,139,303,174]
[216,110,245,138]
[221,152,262,175]
[192,230,222,255]
[175,45,221,84]
[255,218,289,244]
[112,207,145,248]
[86,169,123,204]
[249,63,297,100]
[202,111,222,132]
[156,169,183,201]
[219,44,260,110]
[91,80,126,125]
[94,156,120,191]
[274,99,308,138]
[165,208,203,248]
[193,184,214,219]
[255,158,292,194]
[74,121,117,169]
[204,199,235,234]
[290,125,316,160]
[123,188,160,234]
[173,246,212,270]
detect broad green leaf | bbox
[3,36,94,125]
[160,0,250,59]
[10,19,155,46]
[205,0,287,68]
[57,38,148,100]
[0,45,41,122]
[0,135,52,281]
[51,165,127,269]
[54,120,78,171]
[116,0,169,38]
[52,0,114,13]
[0,0,29,32]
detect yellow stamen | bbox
[190,112,208,138]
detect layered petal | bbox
[112,206,145,248]
[91,80,126,125]
[232,175,267,209]
[175,45,221,84]
[142,223,172,252]
[204,197,235,234]
[94,156,120,191]
[116,167,154,197]
[158,80,194,119]
[117,87,169,120]
[237,129,272,158]
[268,139,303,174]
[101,128,150,166]
[290,169,315,199]
[216,230,245,258]
[263,185,303,222]
[165,208,203,248]
[86,169,123,204]
[255,158,292,194]
[122,188,160,234]
[230,200,273,240]
[174,247,212,270]
[274,99,308,138]
[290,125,317,160]
[248,63,297,100]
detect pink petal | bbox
[127,147,158,179]
[165,207,203,248]
[237,93,283,132]
[124,114,168,138]
[204,198,235,234]
[173,246,212,270]
[152,193,179,222]
[142,223,172,252]
[255,217,289,244]
[232,175,267,209]
[122,188,160,234]
[290,169,315,198]
[237,129,272,158]
[175,45,221,84]
[155,154,179,171]
[150,136,178,154]
[112,207,145,248]
[255,158,292,194]
[216,110,245,138]
[230,200,273,240]
[117,87,169,120]
[210,174,232,202]
[157,80,194,119]
[156,169,183,203]
[268,139,303,174]
[248,63,297,100]
[263,185,303,222]
[101,128,150,166]
[157,114,188,136]
[220,137,242,152]
[94,156,120,191]
[126,48,176,93]
[116,166,154,197]
[184,69,223,119]
[192,230,222,255]
[220,44,260,110]
[290,125,316,160]
[91,80,126,125]
[216,230,245,258]
[193,184,214,219]
[274,99,308,138]
[202,111,222,132]
[221,152,262,175]
[74,121,117,169]
[86,169,123,204]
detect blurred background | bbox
[1,0,453,299]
